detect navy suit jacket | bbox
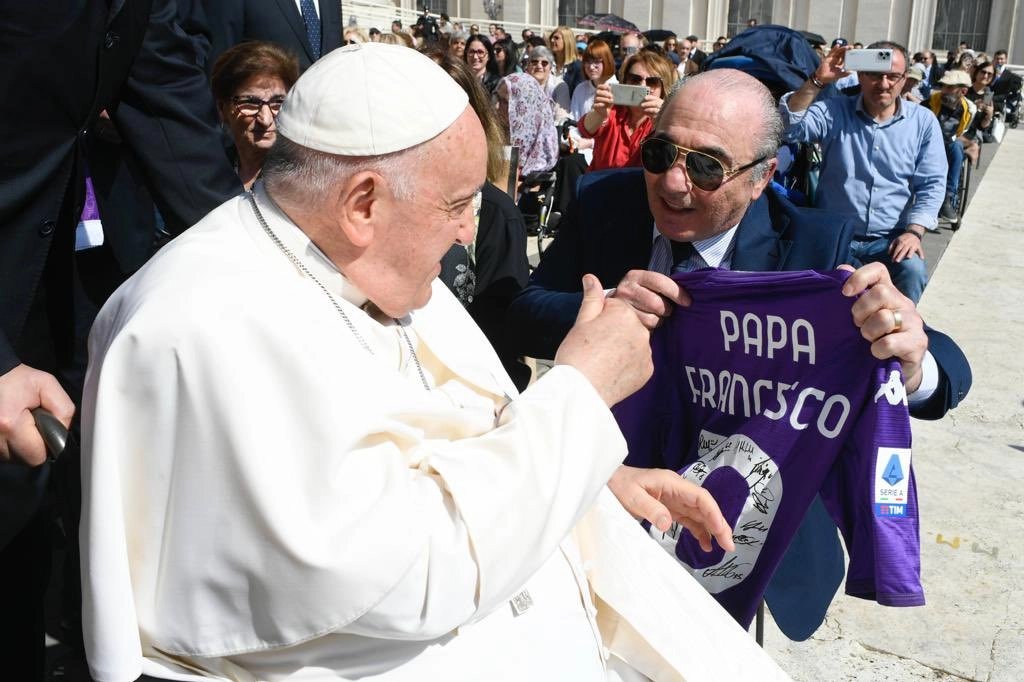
[204,0,342,72]
[508,167,971,639]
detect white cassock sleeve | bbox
[81,263,627,663]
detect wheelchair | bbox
[518,170,560,259]
[950,132,984,230]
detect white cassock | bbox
[80,184,791,682]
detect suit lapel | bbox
[731,193,793,271]
[273,0,315,62]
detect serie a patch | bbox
[874,447,912,517]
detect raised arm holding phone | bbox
[579,50,677,172]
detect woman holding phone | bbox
[965,60,997,140]
[579,50,676,172]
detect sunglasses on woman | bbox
[624,73,662,88]
[640,136,768,191]
[529,59,550,68]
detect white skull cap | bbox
[276,43,469,155]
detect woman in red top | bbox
[579,50,677,172]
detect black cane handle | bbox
[31,407,69,461]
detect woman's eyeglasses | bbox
[640,136,767,191]
[232,96,285,118]
[624,73,663,88]
[529,59,551,68]
[978,70,995,78]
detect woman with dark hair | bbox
[965,60,997,140]
[211,41,299,189]
[579,50,677,172]
[492,36,518,76]
[422,49,532,389]
[464,34,501,94]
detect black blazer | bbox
[0,0,240,376]
[507,167,972,639]
[204,0,342,72]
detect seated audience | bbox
[579,49,676,172]
[211,41,300,190]
[548,25,583,95]
[926,70,981,219]
[465,34,501,93]
[424,51,532,389]
[902,64,927,103]
[780,41,942,303]
[965,60,997,140]
[449,29,468,58]
[493,36,518,76]
[344,27,369,44]
[526,46,571,121]
[571,39,618,122]
[495,73,560,176]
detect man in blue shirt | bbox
[779,41,946,304]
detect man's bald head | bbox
[658,69,782,179]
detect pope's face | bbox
[645,82,772,243]
[369,107,487,317]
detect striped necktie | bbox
[650,234,702,274]
[300,0,321,61]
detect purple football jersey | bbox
[614,269,923,628]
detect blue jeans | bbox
[849,229,928,303]
[946,140,963,204]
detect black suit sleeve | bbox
[111,0,241,236]
[506,196,588,361]
[201,0,243,74]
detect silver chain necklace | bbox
[247,191,431,391]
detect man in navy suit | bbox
[204,0,342,72]
[509,69,971,641]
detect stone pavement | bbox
[764,129,1024,681]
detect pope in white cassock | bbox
[80,43,793,681]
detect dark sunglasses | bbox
[232,95,285,117]
[624,73,663,88]
[529,59,550,68]
[640,136,767,191]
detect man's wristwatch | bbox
[904,228,924,239]
[809,75,827,89]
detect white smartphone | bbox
[610,83,650,106]
[843,48,895,73]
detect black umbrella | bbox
[642,29,677,42]
[799,30,827,47]
[577,13,639,34]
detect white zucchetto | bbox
[276,42,469,156]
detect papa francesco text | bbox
[682,310,852,439]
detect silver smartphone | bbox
[610,83,650,106]
[843,48,894,73]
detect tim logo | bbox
[877,504,906,517]
[874,370,907,406]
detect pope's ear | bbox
[337,170,387,248]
